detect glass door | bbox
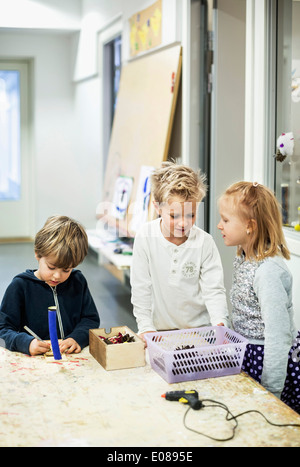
[275,0,300,231]
[0,61,33,239]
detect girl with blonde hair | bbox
[218,181,300,413]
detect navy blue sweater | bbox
[0,269,100,355]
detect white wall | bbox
[0,0,183,234]
[71,0,183,228]
[0,30,103,231]
[0,0,82,31]
[0,0,102,232]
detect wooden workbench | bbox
[0,346,299,448]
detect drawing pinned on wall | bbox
[113,176,133,220]
[129,0,162,57]
[131,166,154,233]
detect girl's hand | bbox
[29,338,51,356]
[59,338,81,354]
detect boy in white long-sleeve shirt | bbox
[130,162,229,342]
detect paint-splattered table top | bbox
[1,346,299,447]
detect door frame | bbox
[97,16,122,199]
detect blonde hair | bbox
[34,215,88,268]
[151,161,207,204]
[221,181,290,260]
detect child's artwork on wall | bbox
[129,0,162,57]
[113,176,133,220]
[131,166,154,232]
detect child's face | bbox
[34,254,72,287]
[217,197,250,251]
[156,197,198,243]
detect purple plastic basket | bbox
[145,326,248,383]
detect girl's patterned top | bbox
[230,255,265,340]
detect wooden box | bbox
[89,326,145,370]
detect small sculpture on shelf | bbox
[275,132,294,162]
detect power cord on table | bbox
[183,398,300,442]
[161,391,300,443]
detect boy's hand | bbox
[217,323,224,326]
[29,339,51,356]
[59,338,81,354]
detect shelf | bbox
[87,229,132,270]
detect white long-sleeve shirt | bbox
[130,218,229,333]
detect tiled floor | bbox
[0,242,137,333]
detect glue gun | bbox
[161,390,203,410]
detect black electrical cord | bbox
[183,398,300,443]
[183,399,238,442]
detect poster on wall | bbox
[129,0,162,58]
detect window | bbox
[275,0,300,231]
[0,70,21,200]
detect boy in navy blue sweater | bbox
[0,216,100,356]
